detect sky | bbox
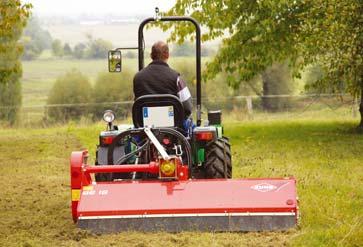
[25,0,176,16]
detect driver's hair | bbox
[151,41,169,61]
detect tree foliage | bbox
[0,0,32,124]
[304,65,325,93]
[124,51,137,59]
[262,63,295,111]
[63,43,72,56]
[92,72,134,119]
[46,70,92,122]
[52,39,64,57]
[22,16,52,60]
[171,42,194,57]
[87,37,113,59]
[171,42,214,57]
[73,43,87,59]
[169,59,197,97]
[162,0,363,125]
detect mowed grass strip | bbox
[0,120,362,246]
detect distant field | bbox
[21,57,198,106]
[22,59,108,106]
[1,119,362,246]
[19,55,204,125]
[47,23,167,47]
[21,21,219,107]
[46,23,221,47]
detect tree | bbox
[63,43,72,56]
[201,46,215,57]
[169,59,197,97]
[22,16,52,60]
[92,72,134,119]
[87,38,113,59]
[73,36,113,59]
[261,63,295,111]
[0,0,32,125]
[171,42,194,57]
[162,1,363,128]
[47,70,92,122]
[52,39,64,57]
[124,51,137,59]
[73,43,87,59]
[304,65,325,94]
[22,36,42,60]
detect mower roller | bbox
[70,13,298,233]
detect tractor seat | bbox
[132,94,185,128]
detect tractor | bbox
[70,13,298,233]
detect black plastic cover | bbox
[208,110,222,125]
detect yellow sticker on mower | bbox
[83,186,94,191]
[71,189,80,201]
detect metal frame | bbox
[114,17,202,126]
[137,16,202,126]
[79,212,296,220]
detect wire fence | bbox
[0,94,360,127]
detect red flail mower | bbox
[70,13,298,233]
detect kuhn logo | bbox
[251,183,277,192]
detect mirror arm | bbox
[115,47,139,50]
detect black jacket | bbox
[133,60,193,117]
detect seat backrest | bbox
[132,94,185,128]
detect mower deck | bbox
[76,178,297,233]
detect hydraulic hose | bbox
[107,128,193,176]
[155,128,192,170]
[115,140,149,165]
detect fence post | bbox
[246,96,253,119]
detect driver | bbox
[133,41,193,117]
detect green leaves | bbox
[47,70,93,122]
[0,0,32,124]
[161,0,362,99]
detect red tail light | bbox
[101,136,115,145]
[195,131,214,141]
[162,138,170,145]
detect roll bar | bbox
[137,16,202,126]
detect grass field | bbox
[1,119,362,246]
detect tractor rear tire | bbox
[204,137,232,178]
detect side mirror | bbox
[108,50,122,72]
